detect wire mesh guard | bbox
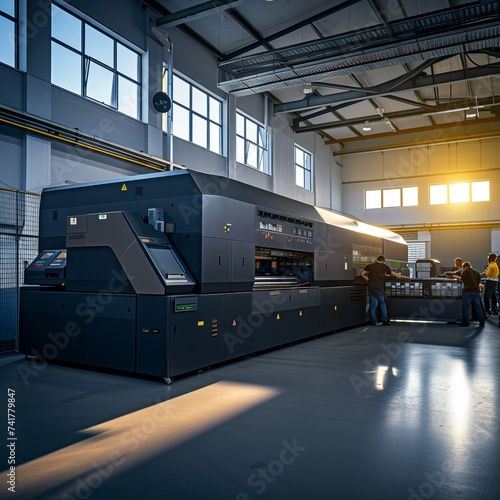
[0,188,40,353]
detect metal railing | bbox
[0,187,40,353]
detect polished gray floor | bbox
[1,317,500,500]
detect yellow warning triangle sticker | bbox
[276,313,280,320]
[121,183,127,191]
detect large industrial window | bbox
[294,145,312,190]
[366,187,418,209]
[51,3,141,120]
[236,111,269,173]
[0,0,16,68]
[430,181,490,205]
[167,72,222,155]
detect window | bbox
[366,187,418,209]
[51,3,141,120]
[449,182,469,203]
[472,181,490,202]
[0,0,16,68]
[407,242,427,263]
[166,72,222,155]
[429,184,447,205]
[383,189,400,208]
[366,190,382,209]
[430,181,489,205]
[236,111,269,173]
[402,187,418,206]
[294,145,312,190]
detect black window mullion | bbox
[81,21,86,97]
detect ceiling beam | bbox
[218,2,500,94]
[156,0,240,28]
[222,0,362,61]
[325,116,500,145]
[292,95,500,133]
[328,117,500,154]
[224,8,275,53]
[278,63,500,117]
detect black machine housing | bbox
[20,169,408,382]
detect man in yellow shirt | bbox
[482,253,499,315]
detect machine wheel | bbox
[164,377,172,385]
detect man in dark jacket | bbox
[360,255,410,326]
[458,261,485,327]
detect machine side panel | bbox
[230,240,255,291]
[118,239,165,295]
[200,237,231,292]
[136,296,170,378]
[319,286,368,333]
[224,292,253,360]
[250,289,321,351]
[170,294,226,377]
[201,195,255,242]
[53,293,87,364]
[66,247,135,293]
[19,289,88,364]
[85,294,136,372]
[19,288,56,357]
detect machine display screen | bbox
[148,245,185,279]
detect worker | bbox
[451,257,464,278]
[481,253,499,315]
[442,257,463,279]
[360,255,410,326]
[458,261,485,327]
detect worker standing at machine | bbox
[451,257,464,278]
[457,261,485,327]
[360,255,410,326]
[481,253,499,315]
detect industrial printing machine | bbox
[20,169,409,383]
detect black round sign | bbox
[152,92,171,113]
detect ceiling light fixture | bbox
[363,120,371,131]
[466,96,479,118]
[303,82,313,95]
[384,117,397,132]
[423,97,490,117]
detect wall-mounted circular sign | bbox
[152,92,171,113]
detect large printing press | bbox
[20,169,461,383]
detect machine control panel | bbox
[256,210,314,250]
[25,249,67,285]
[385,278,462,298]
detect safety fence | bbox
[0,187,40,353]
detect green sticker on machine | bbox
[175,303,197,312]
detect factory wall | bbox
[0,0,341,214]
[341,138,500,261]
[342,139,500,229]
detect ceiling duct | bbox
[217,2,500,96]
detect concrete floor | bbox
[1,317,500,500]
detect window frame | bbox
[0,0,17,69]
[294,144,313,191]
[166,71,223,155]
[365,186,419,209]
[51,3,142,120]
[429,181,490,205]
[236,110,270,173]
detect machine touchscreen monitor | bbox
[148,245,186,280]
